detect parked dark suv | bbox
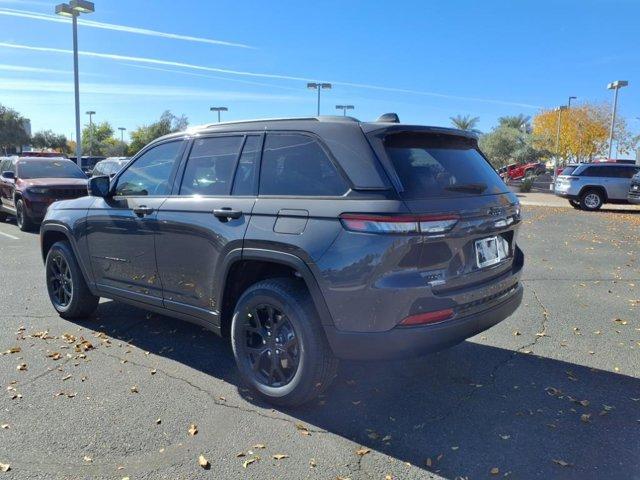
[40,116,524,406]
[0,157,88,230]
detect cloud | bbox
[0,63,70,74]
[0,78,302,102]
[0,42,542,109]
[0,7,253,49]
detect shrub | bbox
[520,176,534,192]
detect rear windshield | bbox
[17,160,86,179]
[560,166,578,176]
[383,133,508,198]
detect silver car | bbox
[555,163,640,210]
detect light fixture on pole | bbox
[118,127,126,156]
[307,83,332,116]
[606,80,629,160]
[335,104,354,116]
[210,106,228,123]
[552,105,568,189]
[55,0,95,166]
[568,96,577,108]
[86,110,95,156]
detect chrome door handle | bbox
[213,208,242,220]
[133,205,154,217]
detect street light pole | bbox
[118,127,126,156]
[552,105,568,189]
[335,105,354,116]
[607,80,629,160]
[86,110,95,156]
[55,1,95,167]
[307,83,332,115]
[210,106,228,123]
[568,96,577,108]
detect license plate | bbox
[475,236,509,269]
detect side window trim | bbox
[112,138,187,197]
[231,133,264,196]
[257,130,352,197]
[175,133,246,197]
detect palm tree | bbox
[450,115,481,133]
[498,114,531,132]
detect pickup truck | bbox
[499,162,546,181]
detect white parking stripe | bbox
[0,231,19,240]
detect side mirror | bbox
[1,171,14,180]
[88,175,111,198]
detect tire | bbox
[0,211,7,222]
[45,241,99,319]
[16,199,35,232]
[569,199,581,210]
[579,189,604,211]
[231,278,338,407]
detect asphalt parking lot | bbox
[1,205,639,480]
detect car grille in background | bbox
[51,188,86,199]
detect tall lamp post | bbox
[55,0,95,166]
[552,105,568,189]
[607,80,629,160]
[568,96,577,108]
[210,106,228,123]
[307,83,332,116]
[118,127,126,156]
[335,104,354,116]
[86,110,95,156]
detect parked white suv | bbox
[555,163,640,210]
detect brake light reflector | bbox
[399,308,454,326]
[340,213,458,235]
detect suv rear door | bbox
[155,133,261,323]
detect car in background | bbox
[19,152,68,159]
[68,156,106,176]
[499,161,546,181]
[0,157,88,231]
[91,157,129,178]
[554,162,640,210]
[628,171,640,204]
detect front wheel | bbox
[580,189,604,211]
[45,241,99,319]
[16,199,35,231]
[231,278,338,407]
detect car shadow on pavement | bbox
[84,300,640,480]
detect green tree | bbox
[0,104,30,154]
[128,111,188,156]
[82,121,115,156]
[479,126,547,168]
[498,114,531,133]
[450,115,480,133]
[32,130,69,153]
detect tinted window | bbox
[180,136,243,196]
[232,136,261,195]
[616,166,639,178]
[384,133,508,198]
[115,141,183,196]
[260,133,348,196]
[560,165,578,176]
[580,166,610,177]
[17,160,86,179]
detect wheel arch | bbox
[217,248,334,338]
[579,185,608,202]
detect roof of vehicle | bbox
[16,156,70,162]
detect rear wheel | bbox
[231,278,338,407]
[45,241,99,319]
[0,211,7,222]
[16,199,35,231]
[580,189,604,211]
[569,199,581,210]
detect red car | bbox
[0,157,88,231]
[499,162,546,181]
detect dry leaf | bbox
[425,458,432,467]
[242,457,258,468]
[0,425,8,429]
[188,424,198,436]
[490,467,500,475]
[552,459,571,467]
[150,369,157,375]
[83,456,92,463]
[252,444,266,449]
[356,447,370,456]
[0,463,10,472]
[16,363,27,371]
[198,454,210,469]
[272,454,289,460]
[581,413,591,423]
[130,385,139,394]
[309,458,317,468]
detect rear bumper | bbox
[325,282,523,360]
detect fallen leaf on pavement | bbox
[242,457,259,468]
[553,459,572,467]
[252,444,266,449]
[16,363,27,371]
[272,454,289,460]
[0,462,10,472]
[198,454,210,469]
[188,424,198,436]
[356,447,370,456]
[490,467,500,475]
[130,385,139,394]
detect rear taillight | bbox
[399,308,454,326]
[339,213,458,235]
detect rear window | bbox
[560,166,577,176]
[383,133,508,198]
[17,160,86,179]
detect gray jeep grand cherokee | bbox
[40,115,524,406]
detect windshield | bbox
[383,133,508,198]
[17,160,86,179]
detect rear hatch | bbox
[365,127,521,293]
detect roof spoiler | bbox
[376,113,400,123]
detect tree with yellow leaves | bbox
[532,102,637,162]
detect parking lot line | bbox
[0,231,19,240]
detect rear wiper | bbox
[444,182,487,193]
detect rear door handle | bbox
[213,208,242,220]
[133,205,154,217]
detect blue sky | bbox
[0,0,639,140]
